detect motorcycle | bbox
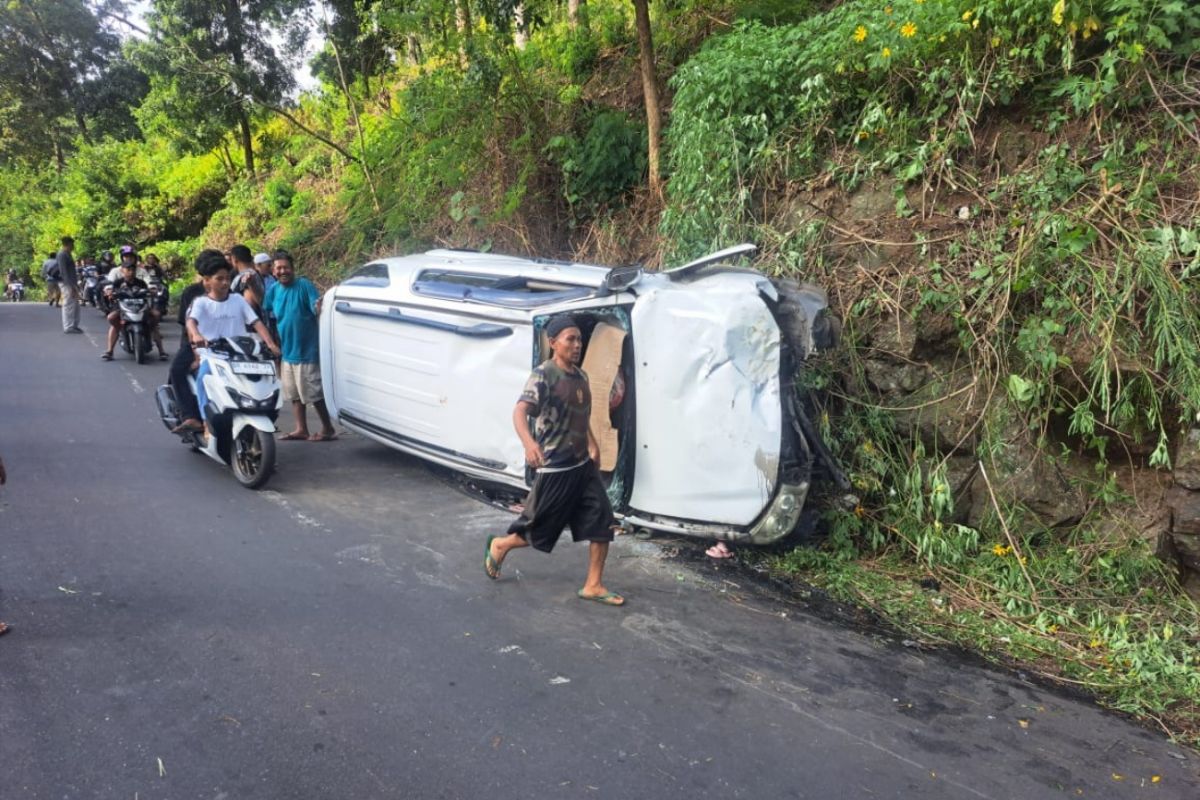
[155,336,281,489]
[81,266,101,307]
[113,286,154,364]
[5,280,23,302]
[147,276,168,315]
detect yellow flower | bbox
[991,36,1001,47]
[962,10,973,22]
[858,131,870,140]
[1047,624,1059,633]
[853,25,868,42]
[915,0,924,4]
[900,22,917,37]
[972,18,980,28]
[881,46,892,58]
[1089,637,1103,648]
[1018,555,1027,565]
[991,544,1009,556]
[854,504,866,517]
[1052,0,1065,26]
[1152,776,1161,784]
[884,6,893,15]
[862,439,875,453]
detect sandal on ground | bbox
[158,352,169,361]
[101,351,113,361]
[577,589,625,606]
[280,432,308,441]
[706,541,734,559]
[308,432,338,442]
[484,534,501,580]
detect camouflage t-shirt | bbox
[519,360,591,470]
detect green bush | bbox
[548,110,647,221]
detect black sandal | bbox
[101,351,114,361]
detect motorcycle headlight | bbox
[227,388,276,411]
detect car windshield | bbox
[411,270,592,309]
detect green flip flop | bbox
[577,589,625,606]
[484,535,501,580]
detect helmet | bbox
[120,245,135,256]
[102,250,113,260]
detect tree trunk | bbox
[219,142,238,178]
[455,0,472,37]
[568,0,586,30]
[632,0,662,197]
[74,111,92,145]
[222,0,255,177]
[514,3,527,49]
[455,0,472,64]
[406,34,423,65]
[236,105,256,178]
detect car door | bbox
[626,272,783,526]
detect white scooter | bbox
[155,336,281,489]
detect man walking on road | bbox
[484,316,625,606]
[57,237,82,333]
[263,250,336,442]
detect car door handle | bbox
[334,301,513,338]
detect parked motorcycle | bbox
[5,280,23,302]
[155,336,281,489]
[112,286,154,364]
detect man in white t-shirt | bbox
[173,249,280,434]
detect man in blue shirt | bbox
[263,250,337,442]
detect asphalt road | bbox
[1,301,1197,800]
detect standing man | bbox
[263,250,337,442]
[229,244,264,315]
[41,252,60,307]
[484,316,625,606]
[253,252,277,295]
[57,236,82,333]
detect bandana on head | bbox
[546,316,579,339]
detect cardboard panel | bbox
[582,322,627,471]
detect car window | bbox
[343,263,390,287]
[412,270,592,308]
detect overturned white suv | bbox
[319,244,842,544]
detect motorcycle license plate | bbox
[232,361,275,376]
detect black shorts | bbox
[507,461,616,553]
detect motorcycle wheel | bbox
[231,426,276,490]
[134,331,146,364]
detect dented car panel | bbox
[319,245,832,544]
[627,272,783,527]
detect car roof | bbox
[370,249,612,289]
